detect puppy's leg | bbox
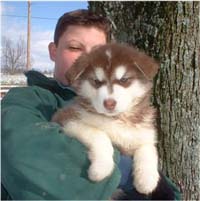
[63,120,114,182]
[133,144,159,195]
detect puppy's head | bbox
[66,43,159,116]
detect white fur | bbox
[94,67,105,82]
[115,65,126,80]
[105,49,112,60]
[78,109,157,149]
[133,145,159,194]
[79,79,148,116]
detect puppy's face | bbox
[66,43,159,116]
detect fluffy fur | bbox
[52,43,174,199]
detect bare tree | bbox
[1,36,26,74]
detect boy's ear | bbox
[48,42,57,61]
[65,53,90,85]
[133,51,159,80]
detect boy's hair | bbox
[54,9,111,46]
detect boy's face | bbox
[49,25,107,85]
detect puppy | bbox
[52,43,173,198]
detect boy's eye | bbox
[68,46,82,51]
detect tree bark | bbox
[89,2,200,200]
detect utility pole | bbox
[26,0,31,70]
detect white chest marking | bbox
[79,110,156,150]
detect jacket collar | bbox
[24,70,76,100]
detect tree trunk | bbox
[89,2,200,200]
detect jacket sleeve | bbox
[1,86,121,200]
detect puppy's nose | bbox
[103,99,116,111]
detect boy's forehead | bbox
[58,25,107,48]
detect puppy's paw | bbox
[88,158,114,182]
[134,169,159,195]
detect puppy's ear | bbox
[65,53,89,85]
[133,51,159,80]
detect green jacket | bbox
[1,71,121,200]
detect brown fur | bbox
[65,43,159,91]
[52,106,80,126]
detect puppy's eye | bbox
[119,77,129,83]
[90,79,104,88]
[94,79,103,88]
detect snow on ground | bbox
[0,73,53,85]
[0,72,53,99]
[1,73,27,85]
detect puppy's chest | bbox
[77,108,152,141]
[65,105,157,150]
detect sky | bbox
[1,1,88,72]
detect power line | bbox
[1,14,57,20]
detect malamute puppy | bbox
[52,43,174,199]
